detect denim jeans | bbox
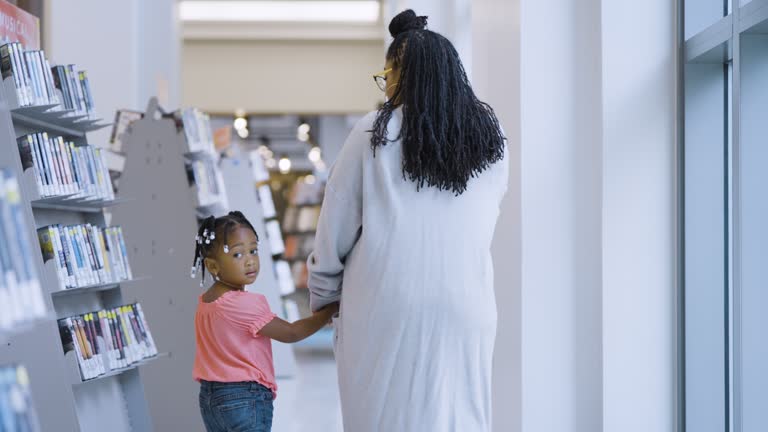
[199,380,274,432]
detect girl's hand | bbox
[316,302,339,324]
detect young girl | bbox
[191,211,337,432]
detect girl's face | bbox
[205,225,260,287]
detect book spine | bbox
[31,134,51,197]
[51,66,70,110]
[38,133,60,196]
[42,57,59,106]
[134,303,158,356]
[67,65,84,115]
[87,225,107,283]
[116,227,133,280]
[77,225,97,285]
[23,51,41,106]
[56,225,74,288]
[7,43,27,106]
[49,135,67,195]
[87,313,106,375]
[61,318,88,380]
[72,316,94,379]
[67,143,82,197]
[108,310,125,368]
[24,135,45,194]
[14,43,33,107]
[65,226,83,287]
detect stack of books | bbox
[0,364,40,431]
[37,224,132,290]
[17,134,115,201]
[176,108,214,154]
[187,158,225,207]
[0,42,95,118]
[58,303,158,381]
[0,169,46,332]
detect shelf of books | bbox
[248,154,333,349]
[0,4,159,429]
[218,146,296,377]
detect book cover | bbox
[16,135,33,170]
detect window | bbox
[682,1,768,430]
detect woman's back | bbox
[309,109,508,431]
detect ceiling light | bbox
[233,117,247,130]
[179,1,380,23]
[278,157,292,174]
[298,132,310,142]
[237,128,250,139]
[298,123,311,135]
[308,147,321,163]
[305,174,316,185]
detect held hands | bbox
[316,302,339,324]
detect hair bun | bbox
[389,9,428,38]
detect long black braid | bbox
[191,211,259,284]
[371,9,506,195]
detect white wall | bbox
[44,0,179,145]
[472,1,521,431]
[600,0,676,430]
[182,39,383,114]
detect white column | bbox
[474,0,676,431]
[519,1,604,431]
[472,1,521,432]
[600,0,675,430]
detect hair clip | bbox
[223,244,229,253]
[190,266,197,278]
[209,232,216,240]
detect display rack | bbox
[111,98,292,430]
[0,56,158,432]
[218,145,296,377]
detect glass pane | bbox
[685,0,727,39]
[739,34,768,432]
[685,63,727,432]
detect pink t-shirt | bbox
[193,290,278,394]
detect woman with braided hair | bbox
[308,9,508,432]
[191,211,338,432]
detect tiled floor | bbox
[272,349,343,432]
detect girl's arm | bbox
[258,303,338,343]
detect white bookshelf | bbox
[0,54,159,432]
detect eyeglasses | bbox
[373,68,392,92]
